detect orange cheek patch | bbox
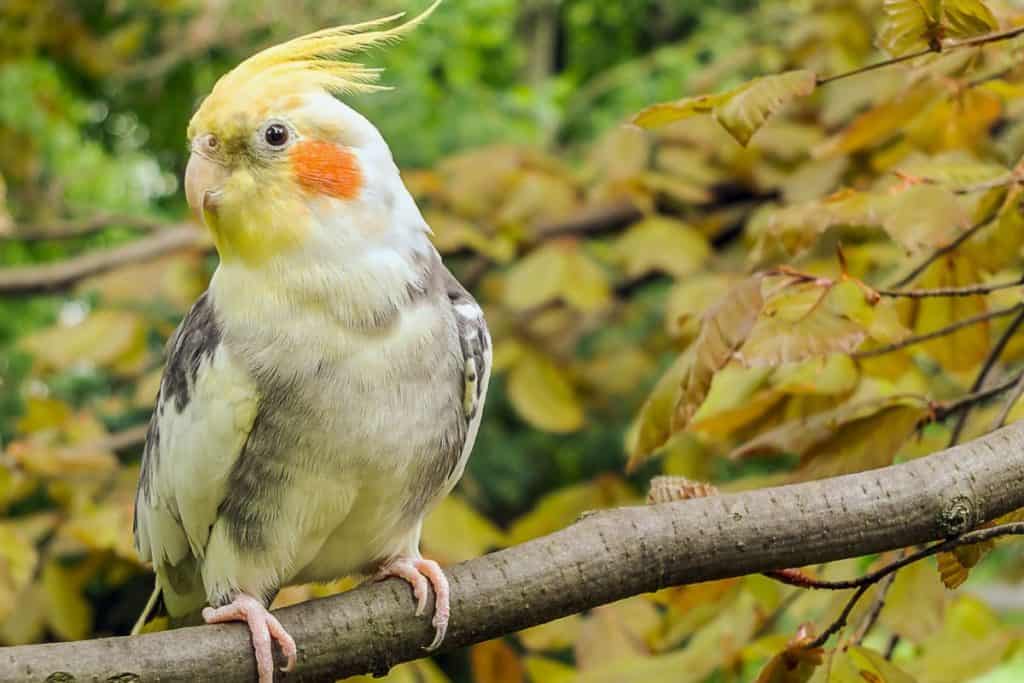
[291,140,363,199]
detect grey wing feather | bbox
[441,265,491,488]
[133,291,259,616]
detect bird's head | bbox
[184,2,438,268]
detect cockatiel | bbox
[132,2,491,680]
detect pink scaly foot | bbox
[376,556,451,650]
[203,593,297,683]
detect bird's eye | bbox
[264,123,289,147]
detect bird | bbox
[131,2,491,680]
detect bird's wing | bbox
[440,264,491,492]
[133,292,260,616]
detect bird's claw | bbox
[203,593,297,682]
[376,556,450,650]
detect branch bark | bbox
[4,421,1024,682]
[0,226,209,295]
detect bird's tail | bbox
[131,582,162,636]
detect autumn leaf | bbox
[714,71,818,146]
[878,0,943,57]
[632,94,725,129]
[614,216,711,278]
[421,496,508,564]
[754,624,822,683]
[674,276,765,431]
[503,241,612,314]
[506,351,585,433]
[470,639,525,683]
[882,184,971,252]
[634,71,817,147]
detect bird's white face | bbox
[184,90,422,268]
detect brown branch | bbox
[876,278,1023,299]
[888,215,999,289]
[0,225,210,295]
[949,306,1024,445]
[3,213,167,242]
[992,372,1024,430]
[5,422,1024,681]
[853,303,1023,359]
[817,24,1024,87]
[935,371,1024,424]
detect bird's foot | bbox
[376,556,450,650]
[203,593,297,683]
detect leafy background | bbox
[4,0,1024,681]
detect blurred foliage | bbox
[6,0,1024,682]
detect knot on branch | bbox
[937,495,978,537]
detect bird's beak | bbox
[184,152,228,219]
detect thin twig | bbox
[948,307,1024,445]
[853,303,1023,359]
[887,216,998,289]
[817,48,933,86]
[852,551,904,645]
[935,371,1024,423]
[992,372,1024,430]
[876,278,1023,299]
[803,522,1024,649]
[817,24,1024,87]
[806,584,872,649]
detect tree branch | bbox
[0,226,209,295]
[4,421,1024,681]
[2,213,167,242]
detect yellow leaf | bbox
[731,396,927,463]
[503,241,611,314]
[773,354,859,396]
[738,281,870,367]
[20,309,148,376]
[42,560,92,641]
[907,595,1011,682]
[754,625,822,683]
[421,496,506,564]
[517,614,583,652]
[880,559,947,643]
[0,525,38,623]
[634,70,816,146]
[506,352,585,433]
[508,476,636,545]
[15,397,73,434]
[347,659,451,683]
[943,0,999,39]
[614,217,711,278]
[833,646,918,683]
[714,70,817,146]
[632,94,725,129]
[913,257,991,372]
[664,274,738,340]
[882,185,970,252]
[815,85,937,157]
[471,639,524,683]
[575,599,660,671]
[626,350,694,469]
[878,0,942,57]
[523,657,576,683]
[675,276,765,430]
[688,364,778,436]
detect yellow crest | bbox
[188,0,440,138]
